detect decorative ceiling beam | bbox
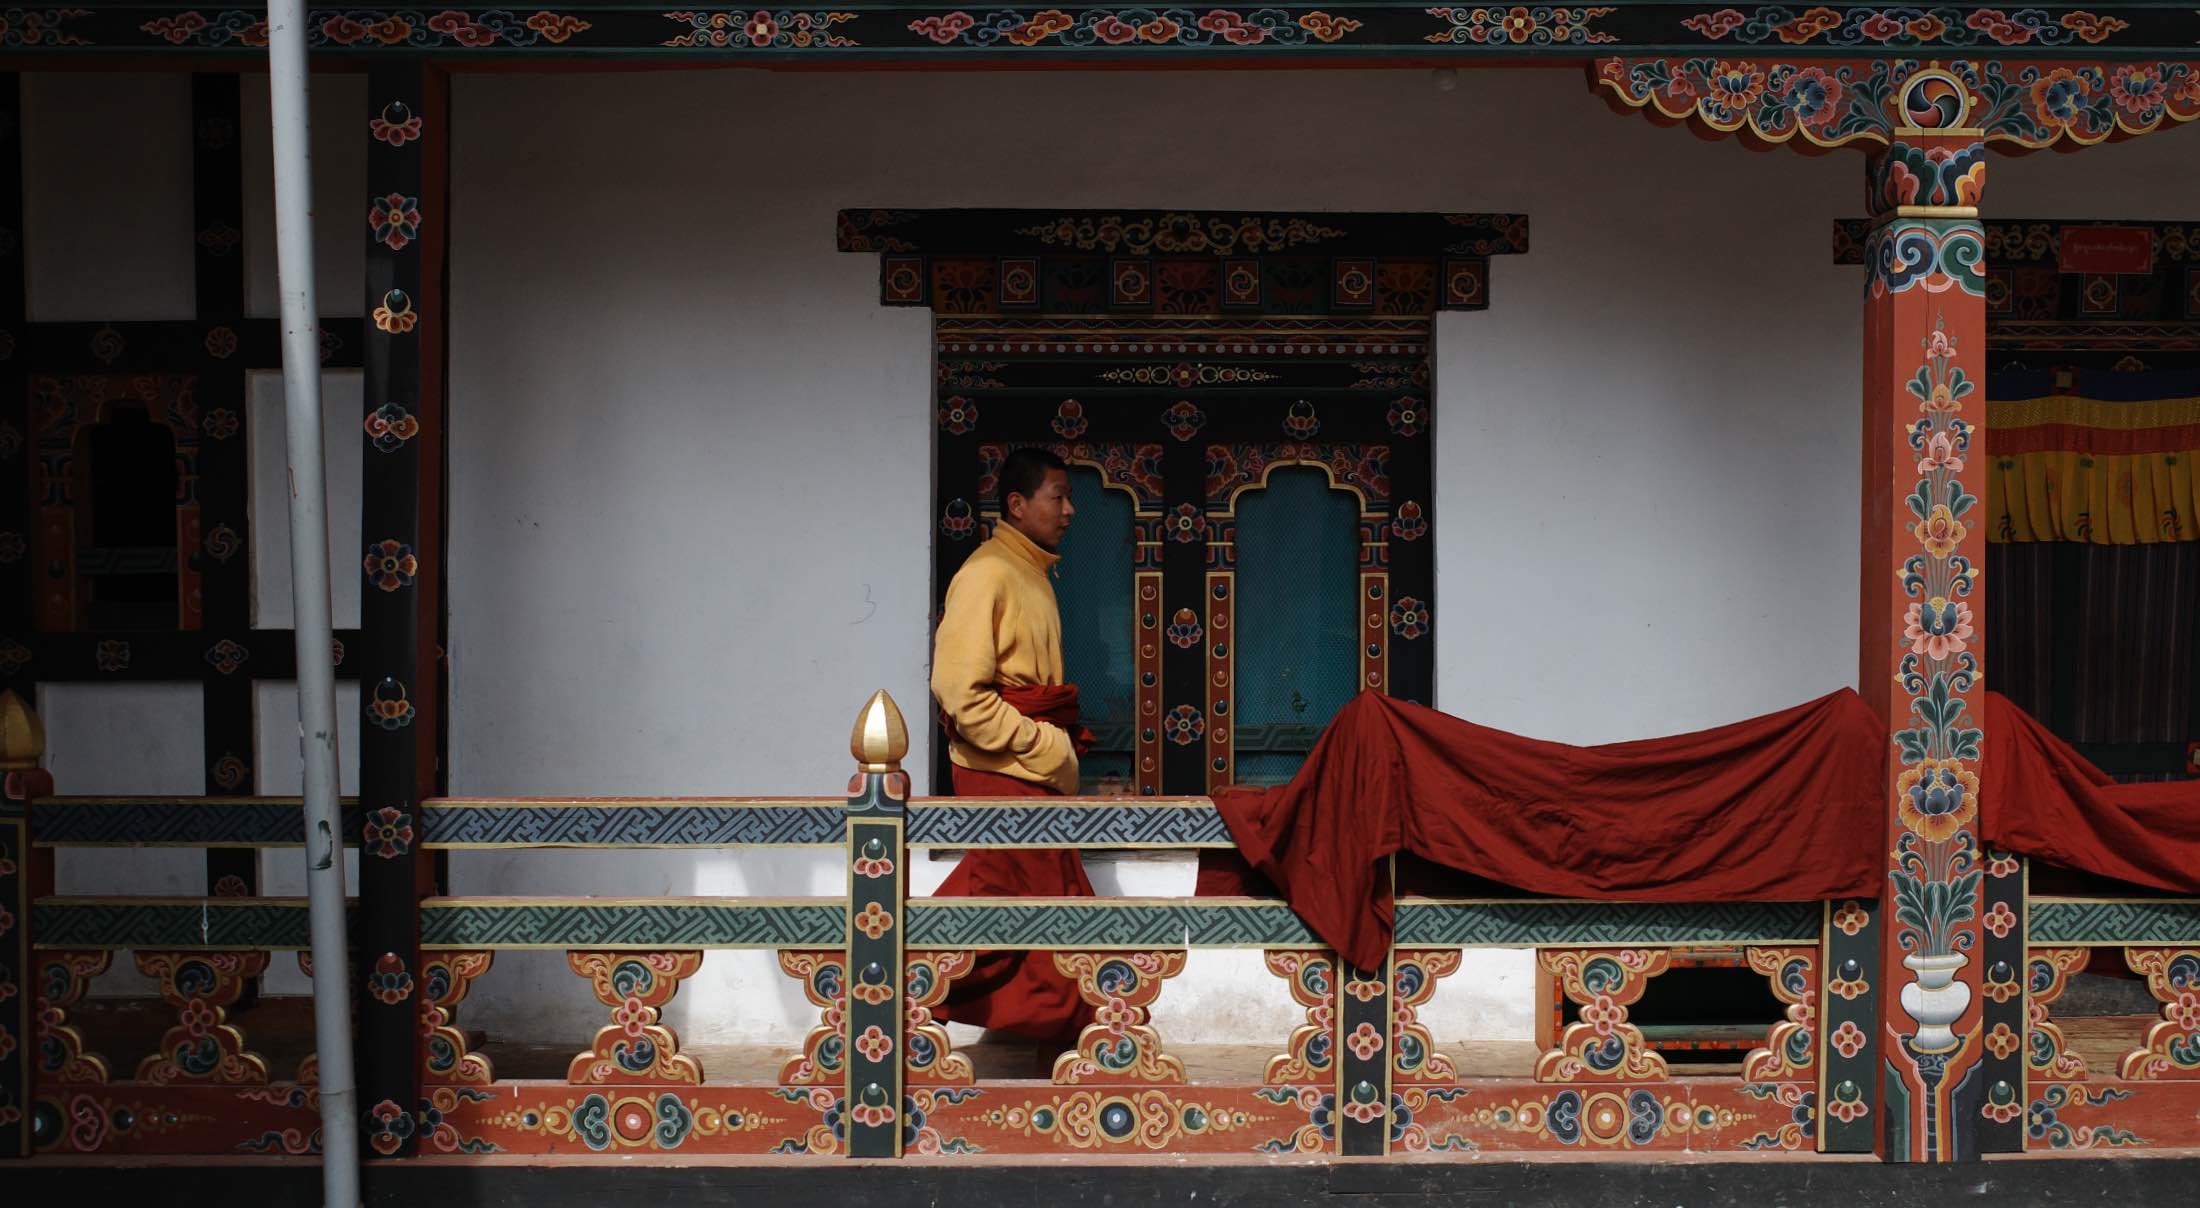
[7,6,2200,64]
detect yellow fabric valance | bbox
[1986,393,2200,544]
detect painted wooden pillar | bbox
[844,691,910,1158]
[356,59,447,1160]
[1857,90,2010,1159]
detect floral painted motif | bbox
[201,325,238,359]
[366,1098,416,1155]
[1385,397,1428,437]
[1163,704,1205,746]
[1166,503,1206,544]
[364,539,419,592]
[368,953,414,1006]
[938,396,979,436]
[373,288,418,334]
[1903,596,1972,661]
[1830,1021,1868,1058]
[661,10,858,49]
[364,806,415,859]
[1392,500,1428,541]
[941,498,977,541]
[853,903,894,940]
[1825,1079,1870,1123]
[370,193,422,252]
[1281,400,1321,439]
[202,408,240,440]
[368,678,416,731]
[1051,399,1087,439]
[1425,5,1617,46]
[205,639,250,676]
[1161,399,1206,441]
[1389,596,1430,640]
[369,100,422,146]
[94,640,130,673]
[365,402,420,452]
[1165,607,1203,650]
[854,1025,893,1062]
[1832,901,1869,935]
[1895,758,1978,844]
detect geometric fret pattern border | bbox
[2029,898,2200,945]
[905,898,1319,948]
[420,801,845,848]
[907,802,1233,848]
[33,899,325,949]
[35,895,1838,952]
[1395,900,1823,947]
[34,798,363,847]
[419,900,846,949]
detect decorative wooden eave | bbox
[836,208,1528,314]
[1593,54,2200,150]
[6,5,2200,65]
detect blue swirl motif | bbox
[655,1093,694,1148]
[1096,958,1142,997]
[1547,1090,1583,1144]
[1627,1089,1663,1146]
[573,1094,612,1151]
[1869,219,1987,297]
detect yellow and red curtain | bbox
[1988,389,2200,544]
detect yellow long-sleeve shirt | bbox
[930,522,1078,794]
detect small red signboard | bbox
[2058,225,2155,274]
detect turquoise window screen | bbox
[1233,467,1360,786]
[1054,466,1136,792]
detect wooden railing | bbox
[7,690,2200,1159]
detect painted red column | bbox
[1856,101,2014,1159]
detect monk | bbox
[929,446,1098,1046]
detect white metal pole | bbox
[267,4,362,1203]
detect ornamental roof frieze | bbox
[9,5,2200,63]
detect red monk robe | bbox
[933,683,1098,1046]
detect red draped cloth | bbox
[1981,690,2200,893]
[1202,689,1888,970]
[933,684,1098,1046]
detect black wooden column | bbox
[0,75,27,709]
[355,59,446,1160]
[191,73,260,904]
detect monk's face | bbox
[1007,468,1075,552]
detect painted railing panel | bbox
[18,697,2200,1161]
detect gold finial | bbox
[850,689,908,773]
[0,689,45,769]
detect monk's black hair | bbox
[997,445,1069,509]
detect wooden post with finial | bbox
[0,689,49,1159]
[844,689,910,1159]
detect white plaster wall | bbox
[24,66,2200,1056]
